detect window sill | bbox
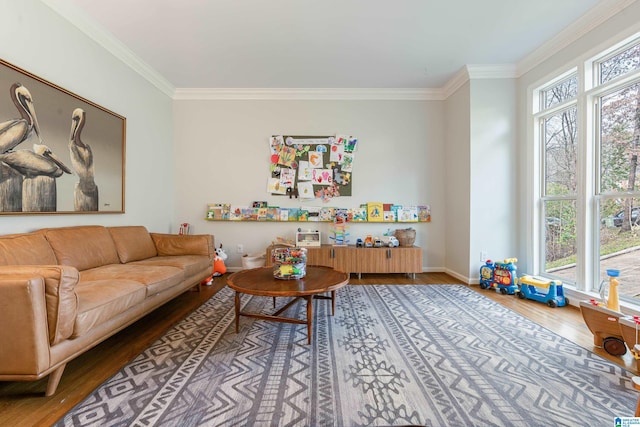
[565,286,640,317]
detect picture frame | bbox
[0,58,126,214]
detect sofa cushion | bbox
[0,233,58,265]
[41,226,120,271]
[73,279,147,337]
[150,233,213,257]
[130,255,211,279]
[108,226,158,263]
[80,264,184,297]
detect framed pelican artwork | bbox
[0,58,125,214]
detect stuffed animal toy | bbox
[201,244,228,285]
[212,245,228,276]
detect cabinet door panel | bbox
[307,246,333,267]
[356,248,390,273]
[332,246,356,273]
[387,247,422,273]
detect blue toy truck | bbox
[516,275,567,308]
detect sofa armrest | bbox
[0,265,79,347]
[0,277,51,375]
[150,233,214,259]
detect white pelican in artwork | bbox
[0,144,72,178]
[0,144,72,212]
[0,83,43,153]
[69,108,98,211]
[0,83,44,211]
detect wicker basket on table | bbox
[394,228,416,246]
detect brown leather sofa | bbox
[0,225,214,396]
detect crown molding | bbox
[466,64,518,79]
[442,0,637,98]
[173,87,445,101]
[516,0,637,76]
[441,67,470,99]
[41,0,176,98]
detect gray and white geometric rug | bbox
[55,285,637,426]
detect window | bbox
[535,73,578,284]
[597,41,640,85]
[534,34,640,303]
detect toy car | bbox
[364,235,373,248]
[356,238,364,248]
[380,236,399,247]
[517,275,567,307]
[373,237,383,247]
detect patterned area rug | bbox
[55,285,637,426]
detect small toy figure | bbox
[213,245,228,276]
[606,269,620,312]
[201,244,228,285]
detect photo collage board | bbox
[267,135,357,202]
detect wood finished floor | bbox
[1,272,637,426]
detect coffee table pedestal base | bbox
[234,291,336,345]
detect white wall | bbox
[173,99,446,270]
[444,82,471,281]
[469,78,517,279]
[0,0,175,235]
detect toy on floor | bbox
[632,376,640,416]
[213,245,228,276]
[516,275,567,308]
[201,244,228,286]
[479,260,494,289]
[580,299,627,356]
[619,315,640,360]
[478,258,518,295]
[595,269,636,357]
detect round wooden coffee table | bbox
[226,265,349,344]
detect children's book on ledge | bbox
[205,202,430,223]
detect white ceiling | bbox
[47,0,634,91]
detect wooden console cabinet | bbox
[265,244,422,278]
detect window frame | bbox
[531,31,640,298]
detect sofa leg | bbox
[45,364,66,396]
